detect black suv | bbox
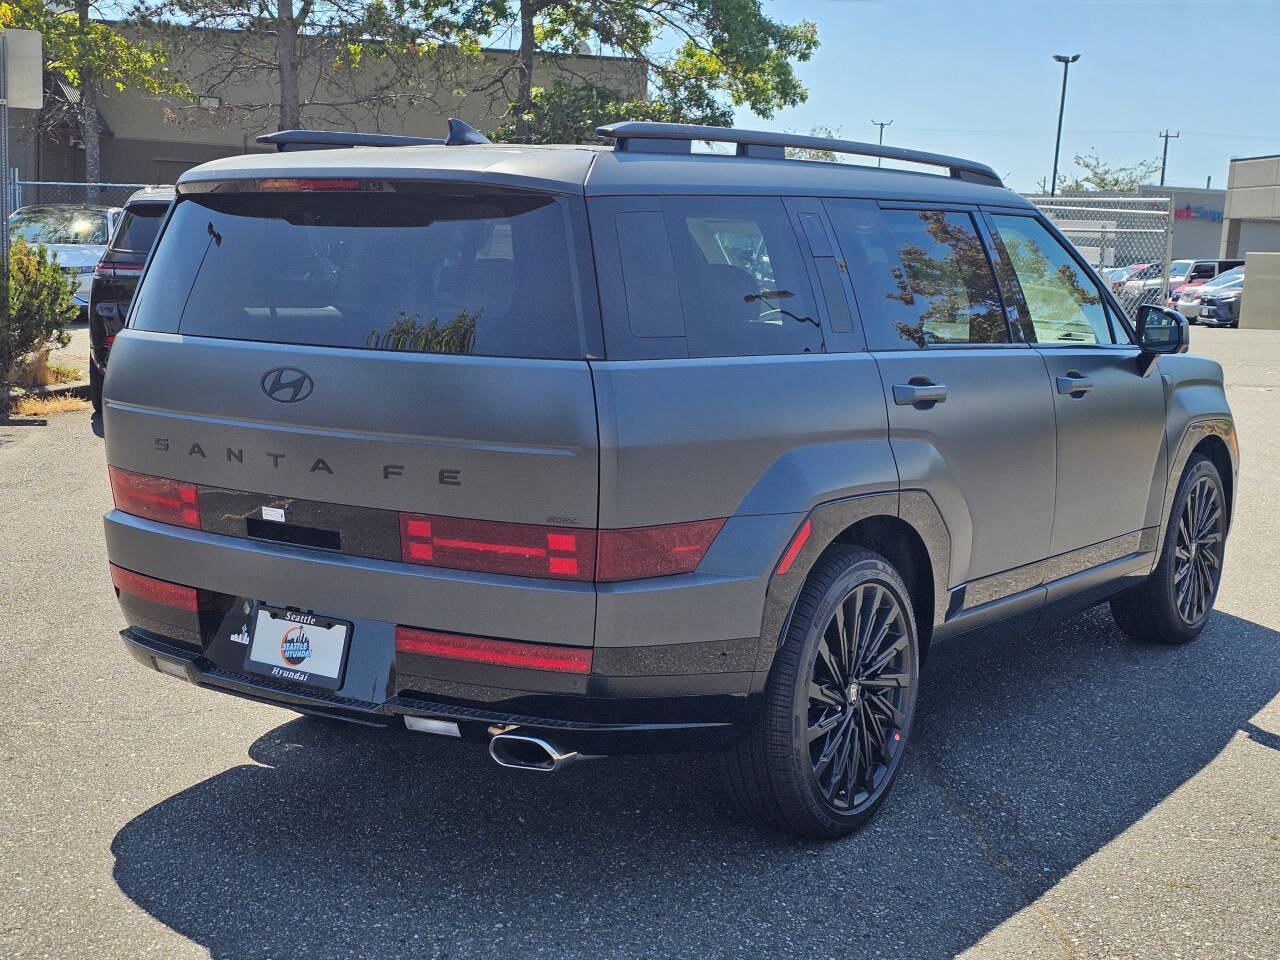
[88,186,174,415]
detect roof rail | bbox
[595,121,1003,187]
[257,118,491,152]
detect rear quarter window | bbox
[131,186,595,360]
[110,205,166,253]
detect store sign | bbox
[1175,205,1224,223]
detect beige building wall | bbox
[1239,251,1280,330]
[1220,155,1280,258]
[37,33,646,184]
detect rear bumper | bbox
[123,626,745,753]
[106,509,765,754]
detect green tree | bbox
[1,238,78,420]
[1057,151,1162,193]
[475,0,818,143]
[0,0,189,185]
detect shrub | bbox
[0,238,78,419]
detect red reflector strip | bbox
[775,519,812,576]
[108,466,201,529]
[399,513,595,581]
[596,518,725,582]
[109,563,199,611]
[395,626,591,674]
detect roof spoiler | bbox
[595,121,1003,187]
[257,118,491,152]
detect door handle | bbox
[893,381,948,406]
[1056,373,1094,397]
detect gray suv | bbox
[102,121,1237,839]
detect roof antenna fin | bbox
[446,118,491,146]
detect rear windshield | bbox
[111,204,166,253]
[9,207,110,245]
[132,187,588,359]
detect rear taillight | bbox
[109,563,199,611]
[595,519,725,581]
[94,262,143,280]
[108,467,201,529]
[397,513,725,582]
[399,513,596,580]
[395,626,591,674]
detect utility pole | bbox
[1049,53,1080,196]
[1158,129,1180,186]
[871,119,893,167]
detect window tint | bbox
[879,209,1007,346]
[662,197,824,357]
[990,215,1111,345]
[132,188,587,359]
[111,205,166,253]
[824,198,923,351]
[614,211,685,338]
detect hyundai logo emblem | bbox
[261,367,314,403]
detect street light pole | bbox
[871,119,893,167]
[1049,53,1080,197]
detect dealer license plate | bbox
[244,605,351,691]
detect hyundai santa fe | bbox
[102,119,1236,838]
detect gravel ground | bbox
[0,326,1277,959]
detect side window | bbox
[614,211,685,338]
[879,209,1008,346]
[990,215,1112,345]
[662,197,824,357]
[824,198,924,351]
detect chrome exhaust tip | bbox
[489,733,580,772]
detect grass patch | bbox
[45,362,83,385]
[10,394,90,417]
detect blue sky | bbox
[732,0,1280,192]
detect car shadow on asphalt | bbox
[111,607,1280,960]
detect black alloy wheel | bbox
[807,580,912,814]
[723,545,920,838]
[1171,474,1224,627]
[1112,454,1227,645]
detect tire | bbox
[89,362,103,417]
[723,546,920,839]
[1111,454,1226,645]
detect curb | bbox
[6,379,91,402]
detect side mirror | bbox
[1134,304,1188,375]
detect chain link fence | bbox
[14,180,152,210]
[1028,194,1173,318]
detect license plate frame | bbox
[243,604,352,692]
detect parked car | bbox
[1199,275,1247,327]
[87,187,174,415]
[101,120,1236,839]
[1177,266,1244,321]
[1125,258,1242,306]
[1102,262,1150,295]
[8,204,122,319]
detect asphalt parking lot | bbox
[1,327,1277,960]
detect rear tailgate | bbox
[104,181,601,647]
